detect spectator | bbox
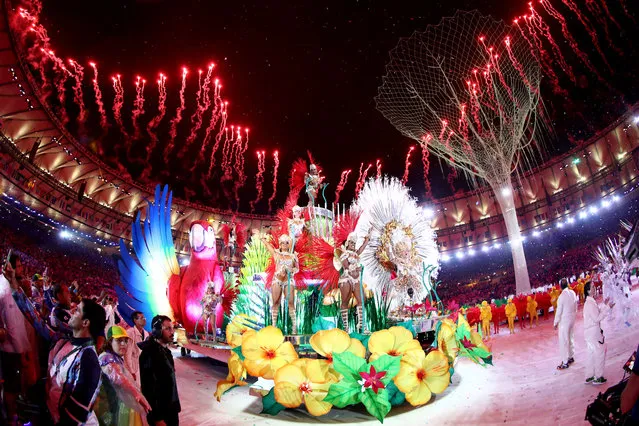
[30,273,45,311]
[554,278,578,370]
[96,326,151,425]
[50,282,73,335]
[139,315,181,426]
[47,298,106,425]
[125,311,148,386]
[621,344,639,421]
[0,253,32,425]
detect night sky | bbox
[33,0,637,211]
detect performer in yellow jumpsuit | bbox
[505,298,517,334]
[479,301,492,338]
[550,287,560,312]
[526,295,539,327]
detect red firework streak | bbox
[146,73,167,160]
[527,4,576,83]
[353,162,364,196]
[402,145,416,185]
[206,101,228,181]
[334,169,351,204]
[182,64,215,157]
[194,78,224,172]
[538,0,612,75]
[220,125,234,180]
[250,150,266,212]
[41,48,71,124]
[355,163,372,196]
[376,159,382,179]
[515,16,564,95]
[557,0,619,59]
[131,75,146,140]
[164,67,188,163]
[504,37,534,93]
[111,74,129,138]
[89,62,108,131]
[267,150,280,213]
[421,136,432,199]
[232,128,250,208]
[67,59,87,130]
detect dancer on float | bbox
[338,231,371,334]
[262,234,300,334]
[305,163,323,207]
[194,281,222,341]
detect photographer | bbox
[621,347,639,422]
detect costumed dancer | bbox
[305,163,324,207]
[554,279,578,370]
[479,301,492,338]
[550,286,560,312]
[221,221,247,270]
[583,281,614,385]
[526,296,539,327]
[194,281,222,341]
[263,234,300,334]
[338,231,371,334]
[288,205,306,247]
[354,177,440,311]
[596,238,637,327]
[505,298,516,334]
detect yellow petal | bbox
[425,371,450,394]
[398,339,423,357]
[241,331,260,360]
[274,381,303,408]
[310,328,351,358]
[401,348,426,368]
[346,338,366,358]
[228,352,246,382]
[389,326,414,348]
[275,363,305,387]
[405,381,432,406]
[368,329,395,355]
[424,350,450,384]
[276,341,299,364]
[305,359,330,384]
[257,326,285,350]
[394,362,419,394]
[304,394,333,416]
[244,357,273,379]
[292,358,308,369]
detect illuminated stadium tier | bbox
[427,108,639,255]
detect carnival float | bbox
[115,154,495,422]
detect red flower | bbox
[460,336,475,349]
[358,365,387,394]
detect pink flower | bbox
[358,365,387,394]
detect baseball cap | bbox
[107,326,129,340]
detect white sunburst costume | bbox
[354,177,440,311]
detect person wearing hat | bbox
[96,325,151,426]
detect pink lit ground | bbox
[174,292,639,426]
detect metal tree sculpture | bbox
[376,10,543,294]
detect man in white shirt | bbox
[0,253,32,423]
[583,281,613,384]
[125,311,148,386]
[554,278,579,370]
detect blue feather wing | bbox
[117,185,180,331]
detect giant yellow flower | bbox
[214,351,247,401]
[310,328,366,362]
[226,314,257,348]
[368,326,422,362]
[242,326,298,379]
[274,359,335,416]
[394,349,450,406]
[437,319,458,366]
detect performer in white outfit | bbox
[554,278,578,370]
[583,282,613,384]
